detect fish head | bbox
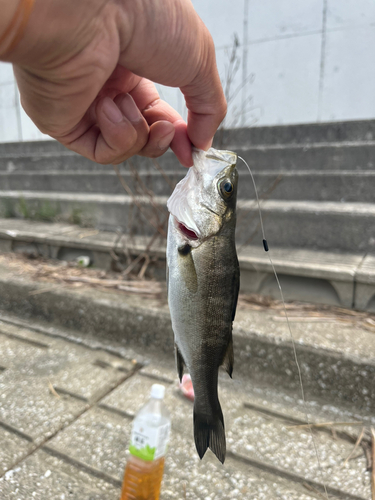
[167,148,238,247]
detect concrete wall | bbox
[1,0,375,141]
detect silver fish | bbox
[166,148,239,463]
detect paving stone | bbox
[48,406,130,481]
[0,320,134,381]
[47,400,318,500]
[99,367,372,498]
[0,450,118,500]
[0,321,133,442]
[0,427,33,474]
[163,437,318,500]
[228,409,370,498]
[218,378,371,499]
[101,371,175,415]
[0,375,86,443]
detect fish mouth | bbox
[175,219,199,241]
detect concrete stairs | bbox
[0,119,374,310]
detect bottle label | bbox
[129,419,170,461]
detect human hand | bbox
[2,0,226,167]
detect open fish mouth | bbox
[175,217,199,241]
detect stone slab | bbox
[0,320,135,443]
[0,370,86,443]
[0,449,118,500]
[99,368,371,499]
[47,398,321,500]
[355,283,375,312]
[0,321,133,401]
[0,426,33,474]
[356,254,375,284]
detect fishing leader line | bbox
[238,155,330,500]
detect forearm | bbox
[0,0,26,58]
[0,1,19,38]
[0,0,118,66]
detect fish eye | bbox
[219,179,234,198]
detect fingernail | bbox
[102,97,123,123]
[158,130,175,150]
[120,94,142,123]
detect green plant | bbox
[18,196,30,219]
[69,208,82,225]
[35,200,59,221]
[0,199,15,218]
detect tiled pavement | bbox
[0,316,373,500]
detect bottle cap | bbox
[150,384,165,399]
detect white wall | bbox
[1,0,375,142]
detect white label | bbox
[130,418,170,461]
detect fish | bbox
[166,147,239,463]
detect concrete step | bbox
[1,142,375,175]
[0,139,64,155]
[0,192,373,252]
[237,141,375,171]
[1,192,374,252]
[216,118,375,147]
[1,119,374,156]
[1,170,375,202]
[0,150,181,172]
[0,218,374,310]
[0,191,170,236]
[0,170,179,198]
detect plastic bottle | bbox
[120,384,171,500]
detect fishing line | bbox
[238,155,329,500]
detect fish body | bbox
[166,148,239,463]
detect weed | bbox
[0,198,15,218]
[18,197,30,218]
[35,201,59,221]
[69,208,82,225]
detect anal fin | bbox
[221,337,234,378]
[175,344,186,382]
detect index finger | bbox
[180,29,227,151]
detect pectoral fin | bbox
[175,344,186,382]
[178,244,198,293]
[221,337,234,378]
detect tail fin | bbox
[193,407,226,464]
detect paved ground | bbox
[0,313,373,500]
